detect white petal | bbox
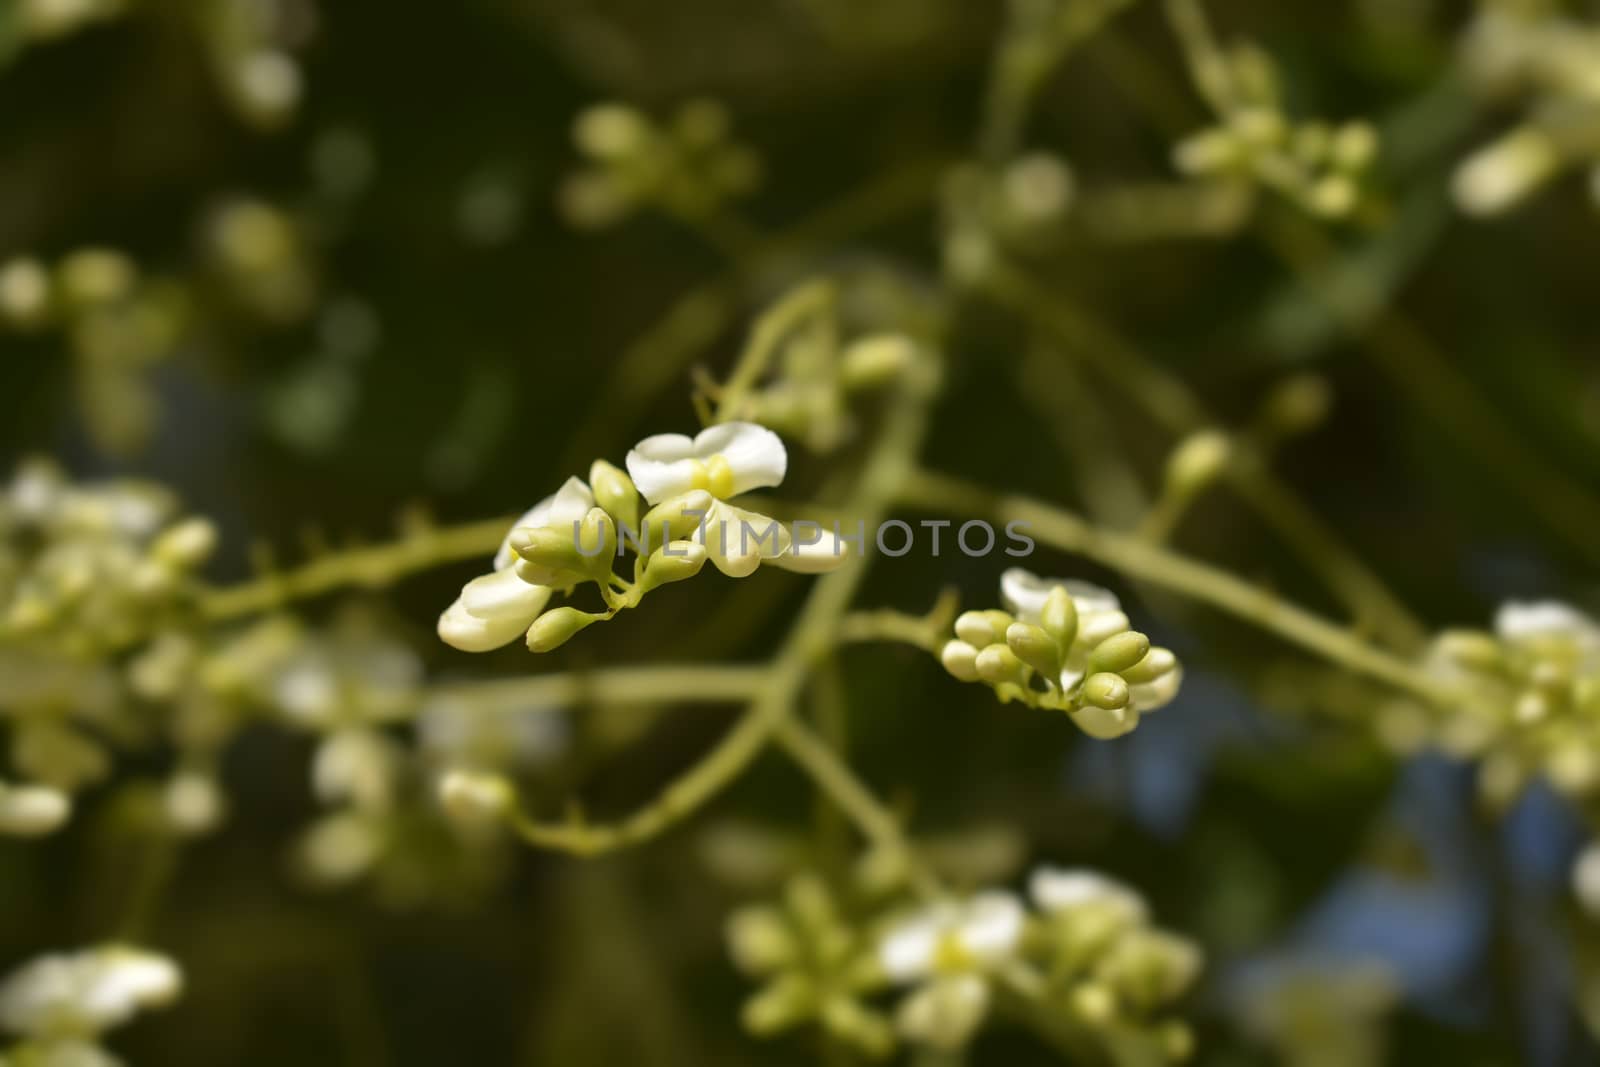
[459,569,552,622]
[1029,867,1148,920]
[0,783,71,837]
[626,433,701,504]
[958,892,1024,963]
[879,915,940,982]
[695,501,783,578]
[896,975,990,1051]
[1130,667,1183,713]
[438,600,533,653]
[1001,568,1121,622]
[768,525,849,574]
[693,422,788,496]
[1495,600,1600,643]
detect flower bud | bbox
[1164,431,1231,499]
[643,490,715,542]
[589,460,640,534]
[1081,672,1130,710]
[742,975,813,1035]
[1006,622,1061,679]
[574,104,650,160]
[840,334,916,390]
[0,258,52,328]
[639,540,709,593]
[1039,587,1079,648]
[438,769,514,824]
[1090,632,1151,676]
[976,645,1027,686]
[955,611,1000,648]
[726,907,797,974]
[152,518,219,570]
[526,606,600,653]
[941,640,981,683]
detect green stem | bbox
[899,468,1447,704]
[198,516,513,621]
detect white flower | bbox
[1495,600,1600,647]
[1001,568,1122,623]
[625,422,787,505]
[0,782,71,837]
[627,422,847,577]
[437,478,595,653]
[1028,867,1149,922]
[0,946,181,1040]
[878,892,1025,982]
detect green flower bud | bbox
[1121,647,1177,684]
[976,645,1027,686]
[525,607,600,653]
[955,611,1000,648]
[638,540,708,593]
[1164,431,1231,499]
[1039,586,1079,648]
[742,974,814,1036]
[1081,672,1130,711]
[726,907,797,974]
[1089,632,1151,676]
[642,489,715,542]
[151,517,219,570]
[589,459,640,534]
[941,640,981,683]
[438,770,514,824]
[1007,621,1061,679]
[1070,982,1116,1026]
[840,334,915,391]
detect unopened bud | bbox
[639,540,708,593]
[1090,632,1151,676]
[438,769,514,823]
[526,606,599,653]
[1039,587,1079,648]
[1081,672,1130,710]
[589,460,640,533]
[975,644,1027,686]
[941,640,981,682]
[1007,621,1062,679]
[840,334,915,390]
[1164,431,1231,498]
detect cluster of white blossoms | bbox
[0,460,218,645]
[1169,0,1378,221]
[727,867,1200,1059]
[0,945,181,1067]
[1411,600,1600,803]
[941,569,1183,739]
[1452,0,1600,217]
[557,99,762,230]
[438,421,848,655]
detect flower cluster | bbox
[438,421,848,655]
[941,569,1183,739]
[1414,600,1600,803]
[0,460,216,659]
[557,99,762,230]
[1452,0,1600,216]
[0,945,181,1067]
[728,865,1200,1059]
[1169,0,1378,220]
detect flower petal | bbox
[459,569,552,622]
[626,433,701,504]
[693,422,788,497]
[1001,568,1120,622]
[768,524,849,574]
[1495,600,1600,644]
